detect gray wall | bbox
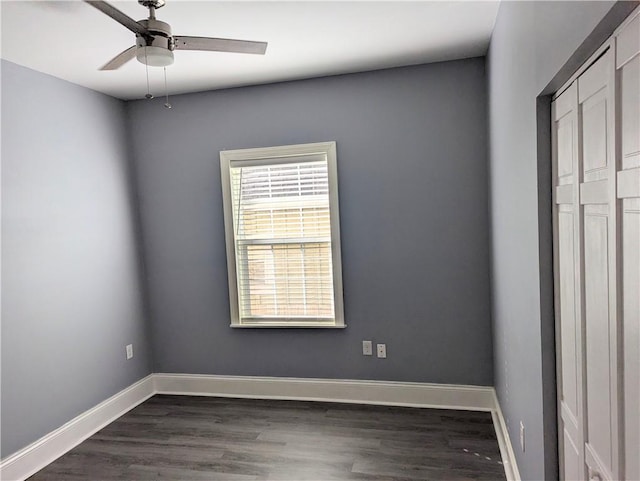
[127,59,494,385]
[1,60,152,458]
[487,2,636,479]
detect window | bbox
[220,141,345,328]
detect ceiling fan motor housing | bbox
[135,18,174,67]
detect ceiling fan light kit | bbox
[138,45,174,67]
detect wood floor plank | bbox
[28,395,506,481]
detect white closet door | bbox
[616,12,640,481]
[553,82,585,481]
[577,49,620,481]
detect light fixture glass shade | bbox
[136,46,174,67]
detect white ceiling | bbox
[1,1,500,100]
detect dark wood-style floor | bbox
[29,395,507,480]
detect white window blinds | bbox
[221,142,344,328]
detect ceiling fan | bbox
[85,0,268,70]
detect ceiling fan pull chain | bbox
[144,48,153,99]
[163,67,172,109]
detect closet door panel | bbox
[583,208,613,472]
[558,133,573,177]
[578,49,619,481]
[553,82,584,481]
[582,95,608,174]
[617,12,640,480]
[620,59,640,169]
[622,202,639,481]
[565,429,583,481]
[559,210,579,416]
[616,11,639,69]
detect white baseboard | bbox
[0,375,155,481]
[154,373,496,411]
[1,373,520,481]
[491,391,522,481]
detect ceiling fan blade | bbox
[84,1,149,37]
[100,46,137,70]
[173,36,267,55]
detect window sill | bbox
[230,323,347,329]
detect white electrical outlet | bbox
[520,421,525,452]
[362,340,373,356]
[126,344,134,360]
[376,343,387,358]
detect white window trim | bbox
[220,141,345,329]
